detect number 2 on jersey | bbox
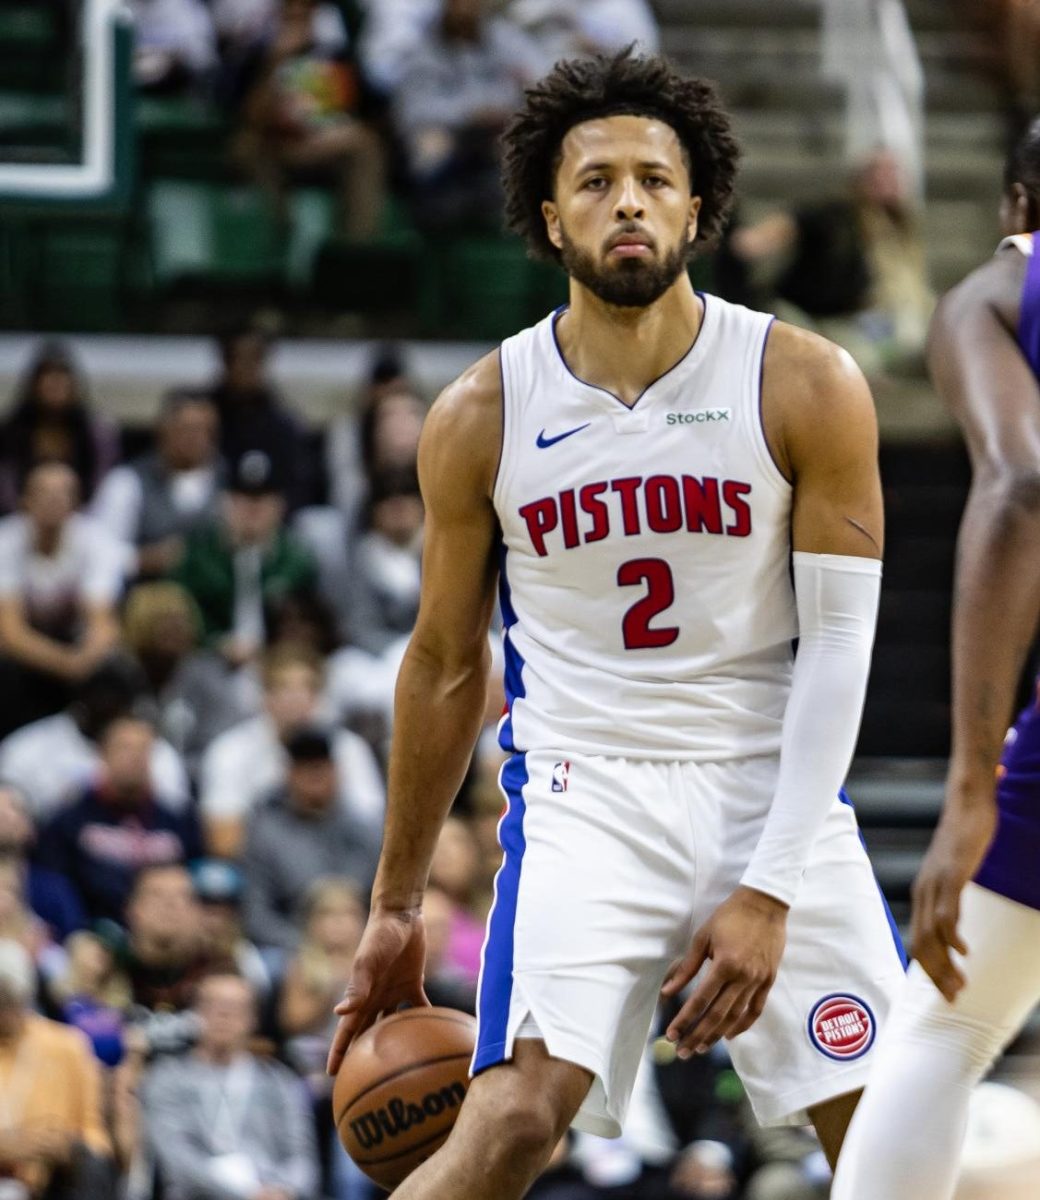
[617,558,679,649]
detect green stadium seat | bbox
[0,4,64,93]
[135,97,231,182]
[148,180,285,290]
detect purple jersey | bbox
[974,235,1040,910]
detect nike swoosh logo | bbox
[536,423,590,448]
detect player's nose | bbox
[614,179,645,222]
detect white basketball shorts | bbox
[471,751,907,1137]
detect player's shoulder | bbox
[762,322,875,479]
[764,320,873,416]
[419,350,503,497]
[932,250,1024,337]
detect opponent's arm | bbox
[327,354,502,1072]
[912,268,1040,1000]
[664,327,882,1055]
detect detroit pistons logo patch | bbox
[807,994,876,1061]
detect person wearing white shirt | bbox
[199,643,384,859]
[0,463,128,738]
[91,390,223,580]
[0,656,191,826]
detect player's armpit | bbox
[762,323,883,561]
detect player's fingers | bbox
[726,981,771,1040]
[935,887,968,957]
[915,938,965,1004]
[326,1012,362,1075]
[333,960,375,1015]
[674,983,749,1057]
[660,931,710,998]
[665,963,725,1043]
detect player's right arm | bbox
[912,260,1040,1000]
[327,353,503,1073]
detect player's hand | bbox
[661,886,788,1056]
[911,796,997,1002]
[326,906,430,1075]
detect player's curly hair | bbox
[501,48,740,264]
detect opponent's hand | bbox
[911,797,997,1002]
[661,886,788,1057]
[326,907,430,1075]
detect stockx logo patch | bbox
[666,408,731,426]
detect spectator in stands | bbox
[141,971,320,1200]
[325,346,425,521]
[428,815,486,986]
[199,644,384,858]
[242,726,380,951]
[190,859,270,1000]
[0,656,190,827]
[420,884,477,1012]
[206,325,315,511]
[507,0,659,74]
[0,341,118,514]
[0,783,85,941]
[392,0,542,231]
[48,931,133,1069]
[0,859,51,966]
[129,0,218,95]
[91,389,223,579]
[35,713,202,925]
[0,938,116,1199]
[729,147,934,376]
[122,582,248,776]
[119,864,230,1016]
[341,466,423,654]
[173,450,318,667]
[0,463,127,738]
[278,877,364,1059]
[357,0,438,95]
[231,0,386,239]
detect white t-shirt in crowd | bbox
[0,712,191,825]
[0,513,129,630]
[91,463,218,546]
[198,714,385,836]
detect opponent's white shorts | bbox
[471,751,907,1137]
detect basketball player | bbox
[328,50,906,1199]
[831,122,1040,1200]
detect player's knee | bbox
[478,1091,562,1167]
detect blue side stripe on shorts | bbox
[473,752,528,1072]
[840,787,909,970]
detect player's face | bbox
[543,115,701,308]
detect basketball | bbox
[333,1006,478,1191]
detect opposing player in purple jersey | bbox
[833,121,1040,1200]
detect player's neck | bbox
[556,277,703,408]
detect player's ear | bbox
[687,196,702,245]
[542,200,563,251]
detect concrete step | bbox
[730,108,1005,156]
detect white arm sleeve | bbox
[740,551,881,907]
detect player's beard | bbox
[559,226,690,309]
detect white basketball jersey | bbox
[493,293,796,761]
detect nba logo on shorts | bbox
[551,761,570,792]
[807,994,876,1061]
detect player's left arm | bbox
[663,326,882,1056]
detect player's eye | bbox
[583,176,608,191]
[644,176,668,188]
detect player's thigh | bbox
[476,752,694,1133]
[453,1039,593,1155]
[724,796,907,1127]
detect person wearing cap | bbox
[191,860,270,1000]
[172,449,318,668]
[0,938,115,1198]
[242,723,381,952]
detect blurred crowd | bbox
[128,0,659,236]
[0,332,840,1200]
